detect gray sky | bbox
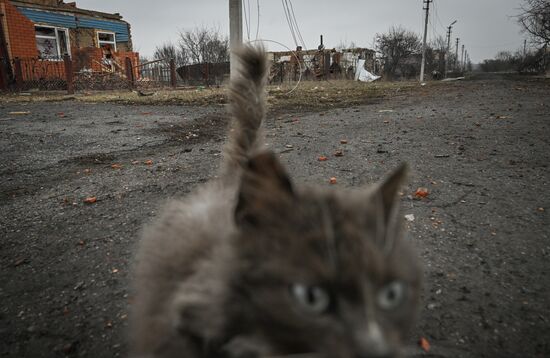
[77,0,527,63]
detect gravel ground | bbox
[1,76,549,357]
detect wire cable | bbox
[255,0,260,40]
[287,0,307,49]
[281,0,299,48]
[243,0,250,40]
[247,38,303,95]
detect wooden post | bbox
[229,0,243,79]
[14,58,23,91]
[170,58,177,88]
[125,57,134,89]
[63,55,74,94]
[0,58,7,91]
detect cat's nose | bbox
[355,321,394,358]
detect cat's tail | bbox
[222,45,269,176]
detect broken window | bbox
[97,31,116,52]
[35,26,70,60]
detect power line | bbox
[248,0,251,38]
[281,0,299,48]
[287,0,307,49]
[432,1,447,32]
[255,0,260,40]
[243,0,250,40]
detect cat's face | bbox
[231,152,421,358]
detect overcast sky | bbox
[78,0,527,63]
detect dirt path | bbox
[1,77,549,357]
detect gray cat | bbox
[130,45,422,358]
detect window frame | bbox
[34,25,70,61]
[97,31,117,51]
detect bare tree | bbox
[178,27,229,64]
[518,0,550,47]
[153,42,188,67]
[430,35,448,52]
[375,26,422,79]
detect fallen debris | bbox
[13,258,28,267]
[329,177,337,185]
[318,156,328,162]
[9,111,31,115]
[441,77,465,82]
[405,214,415,222]
[415,188,429,198]
[419,337,431,352]
[83,196,97,204]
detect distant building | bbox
[268,47,378,82]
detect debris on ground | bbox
[329,177,337,184]
[83,196,97,204]
[415,187,430,198]
[318,156,328,161]
[8,111,31,115]
[419,337,431,352]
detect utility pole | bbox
[455,37,460,70]
[464,50,468,71]
[229,0,243,79]
[420,0,432,82]
[444,20,456,78]
[460,44,465,72]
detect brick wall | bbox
[1,0,38,59]
[72,46,139,77]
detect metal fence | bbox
[1,55,381,93]
[135,59,174,89]
[176,62,230,86]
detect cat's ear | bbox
[376,163,408,222]
[235,151,295,228]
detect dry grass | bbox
[0,80,428,112]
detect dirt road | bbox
[1,76,549,357]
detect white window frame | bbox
[97,31,117,51]
[34,25,70,61]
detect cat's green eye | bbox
[290,284,330,314]
[377,281,405,310]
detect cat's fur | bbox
[130,45,422,358]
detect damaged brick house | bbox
[0,0,139,89]
[268,47,378,82]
